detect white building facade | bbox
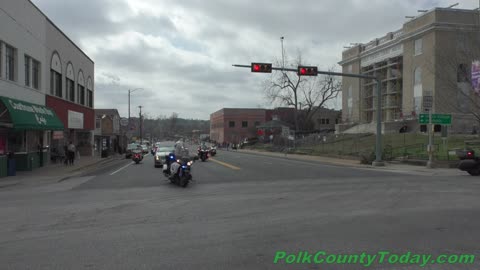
[0,0,94,174]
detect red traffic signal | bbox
[251,63,272,73]
[297,66,318,76]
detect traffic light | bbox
[251,63,272,73]
[297,66,318,76]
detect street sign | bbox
[423,96,433,109]
[281,126,290,138]
[419,114,452,125]
[120,117,129,126]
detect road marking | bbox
[110,162,134,175]
[209,158,241,170]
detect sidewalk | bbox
[233,149,466,177]
[0,153,126,189]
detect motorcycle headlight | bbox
[187,161,193,166]
[177,159,180,163]
[155,156,159,160]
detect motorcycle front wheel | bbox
[467,167,480,176]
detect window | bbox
[24,55,31,86]
[254,121,260,127]
[66,79,75,102]
[78,85,85,105]
[229,121,235,128]
[242,121,248,128]
[335,119,339,124]
[95,118,101,129]
[321,119,326,125]
[50,70,62,97]
[87,90,93,108]
[413,67,422,114]
[347,86,353,118]
[414,38,422,56]
[326,119,330,125]
[6,44,15,81]
[32,59,40,90]
[457,64,469,83]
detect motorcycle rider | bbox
[167,142,190,179]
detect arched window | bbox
[87,77,93,108]
[66,62,75,102]
[50,52,62,98]
[77,70,85,105]
[413,67,422,114]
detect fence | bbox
[251,132,480,161]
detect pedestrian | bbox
[63,144,69,166]
[67,141,76,165]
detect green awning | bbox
[0,97,64,130]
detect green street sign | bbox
[419,114,452,125]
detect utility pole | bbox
[139,106,143,144]
[128,88,143,130]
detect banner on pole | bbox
[472,60,480,95]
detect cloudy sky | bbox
[32,0,479,120]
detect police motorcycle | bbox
[198,145,209,162]
[162,152,197,187]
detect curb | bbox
[234,149,364,168]
[233,149,461,176]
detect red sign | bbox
[46,96,94,130]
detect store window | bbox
[8,131,26,153]
[242,121,248,128]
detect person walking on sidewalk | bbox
[67,141,76,166]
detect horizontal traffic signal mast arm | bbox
[232,64,377,80]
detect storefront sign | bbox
[68,110,84,129]
[53,131,64,140]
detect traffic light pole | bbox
[233,64,385,166]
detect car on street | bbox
[141,145,149,154]
[154,144,176,168]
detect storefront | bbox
[0,96,64,176]
[46,96,94,158]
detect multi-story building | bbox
[94,109,120,156]
[210,108,266,144]
[339,7,480,134]
[310,107,342,132]
[0,0,94,174]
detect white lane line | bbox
[110,162,134,175]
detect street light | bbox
[127,88,143,145]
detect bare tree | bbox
[299,69,342,130]
[424,30,480,132]
[264,52,341,131]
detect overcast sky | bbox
[31,0,479,120]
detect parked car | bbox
[125,143,141,158]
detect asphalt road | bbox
[1,149,480,270]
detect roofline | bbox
[27,0,94,64]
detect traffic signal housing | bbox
[297,66,318,76]
[251,63,272,73]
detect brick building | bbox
[210,108,266,144]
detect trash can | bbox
[7,152,15,176]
